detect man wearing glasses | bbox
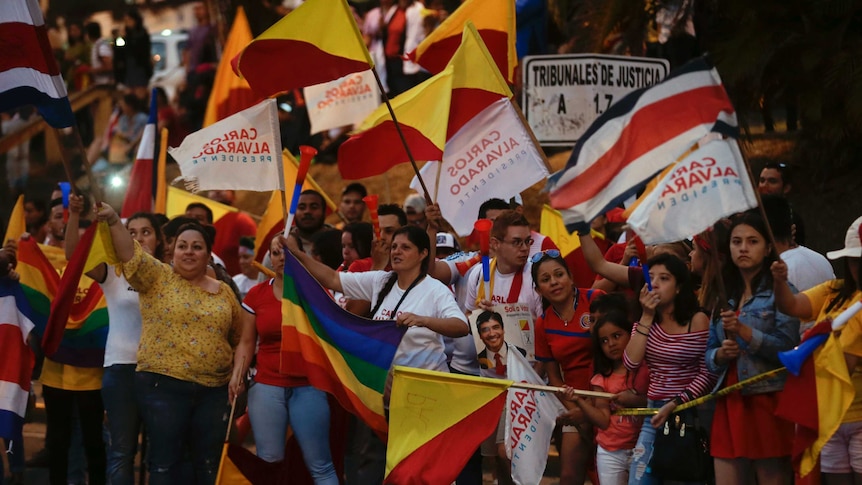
[464,211,544,342]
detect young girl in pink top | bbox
[562,311,648,485]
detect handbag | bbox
[648,407,712,482]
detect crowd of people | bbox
[0,2,859,485]
[1,161,861,485]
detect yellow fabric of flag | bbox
[540,205,580,257]
[83,222,120,274]
[234,0,372,98]
[215,443,253,485]
[413,0,516,82]
[203,7,257,127]
[803,334,854,476]
[166,186,238,222]
[4,195,26,243]
[356,65,454,150]
[450,23,511,97]
[385,366,511,477]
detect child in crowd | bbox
[561,311,648,485]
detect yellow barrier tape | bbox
[612,367,787,416]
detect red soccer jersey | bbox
[534,288,605,389]
[242,280,309,387]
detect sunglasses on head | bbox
[530,249,561,264]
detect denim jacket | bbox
[705,282,800,395]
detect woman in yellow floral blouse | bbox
[97,203,241,485]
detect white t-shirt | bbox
[101,269,142,366]
[440,253,482,375]
[340,271,468,372]
[232,273,257,300]
[464,261,543,320]
[402,1,426,75]
[783,245,835,292]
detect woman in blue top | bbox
[705,210,800,485]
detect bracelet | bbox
[635,327,650,337]
[672,396,684,406]
[107,216,120,226]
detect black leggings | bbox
[43,385,106,485]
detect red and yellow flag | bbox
[204,7,258,127]
[409,0,517,83]
[338,66,454,180]
[385,366,510,484]
[233,0,373,98]
[445,22,513,139]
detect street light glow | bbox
[110,175,123,188]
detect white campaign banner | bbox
[439,98,549,236]
[304,70,380,135]
[170,99,282,192]
[505,347,566,485]
[628,137,758,244]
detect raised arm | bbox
[282,235,343,293]
[94,203,135,263]
[624,285,659,368]
[66,194,107,283]
[771,260,813,318]
[579,233,630,286]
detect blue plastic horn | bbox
[778,333,829,377]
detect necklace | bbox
[552,288,579,327]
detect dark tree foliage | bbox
[554,0,862,174]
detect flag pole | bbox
[510,100,551,173]
[434,162,442,203]
[216,356,244,484]
[737,139,780,252]
[52,126,104,204]
[155,128,169,214]
[510,381,614,399]
[370,69,433,203]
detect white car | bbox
[149,30,188,101]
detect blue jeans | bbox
[247,383,338,485]
[135,372,228,485]
[102,364,140,485]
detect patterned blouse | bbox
[123,242,241,386]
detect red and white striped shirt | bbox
[624,321,716,402]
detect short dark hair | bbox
[163,216,200,239]
[763,161,792,185]
[342,182,367,198]
[476,310,504,332]
[760,194,793,243]
[185,202,213,224]
[238,236,255,251]
[478,198,511,219]
[299,189,325,208]
[311,230,344,270]
[378,204,407,227]
[84,21,102,40]
[175,222,215,253]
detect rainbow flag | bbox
[281,251,406,438]
[15,228,112,368]
[385,366,511,484]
